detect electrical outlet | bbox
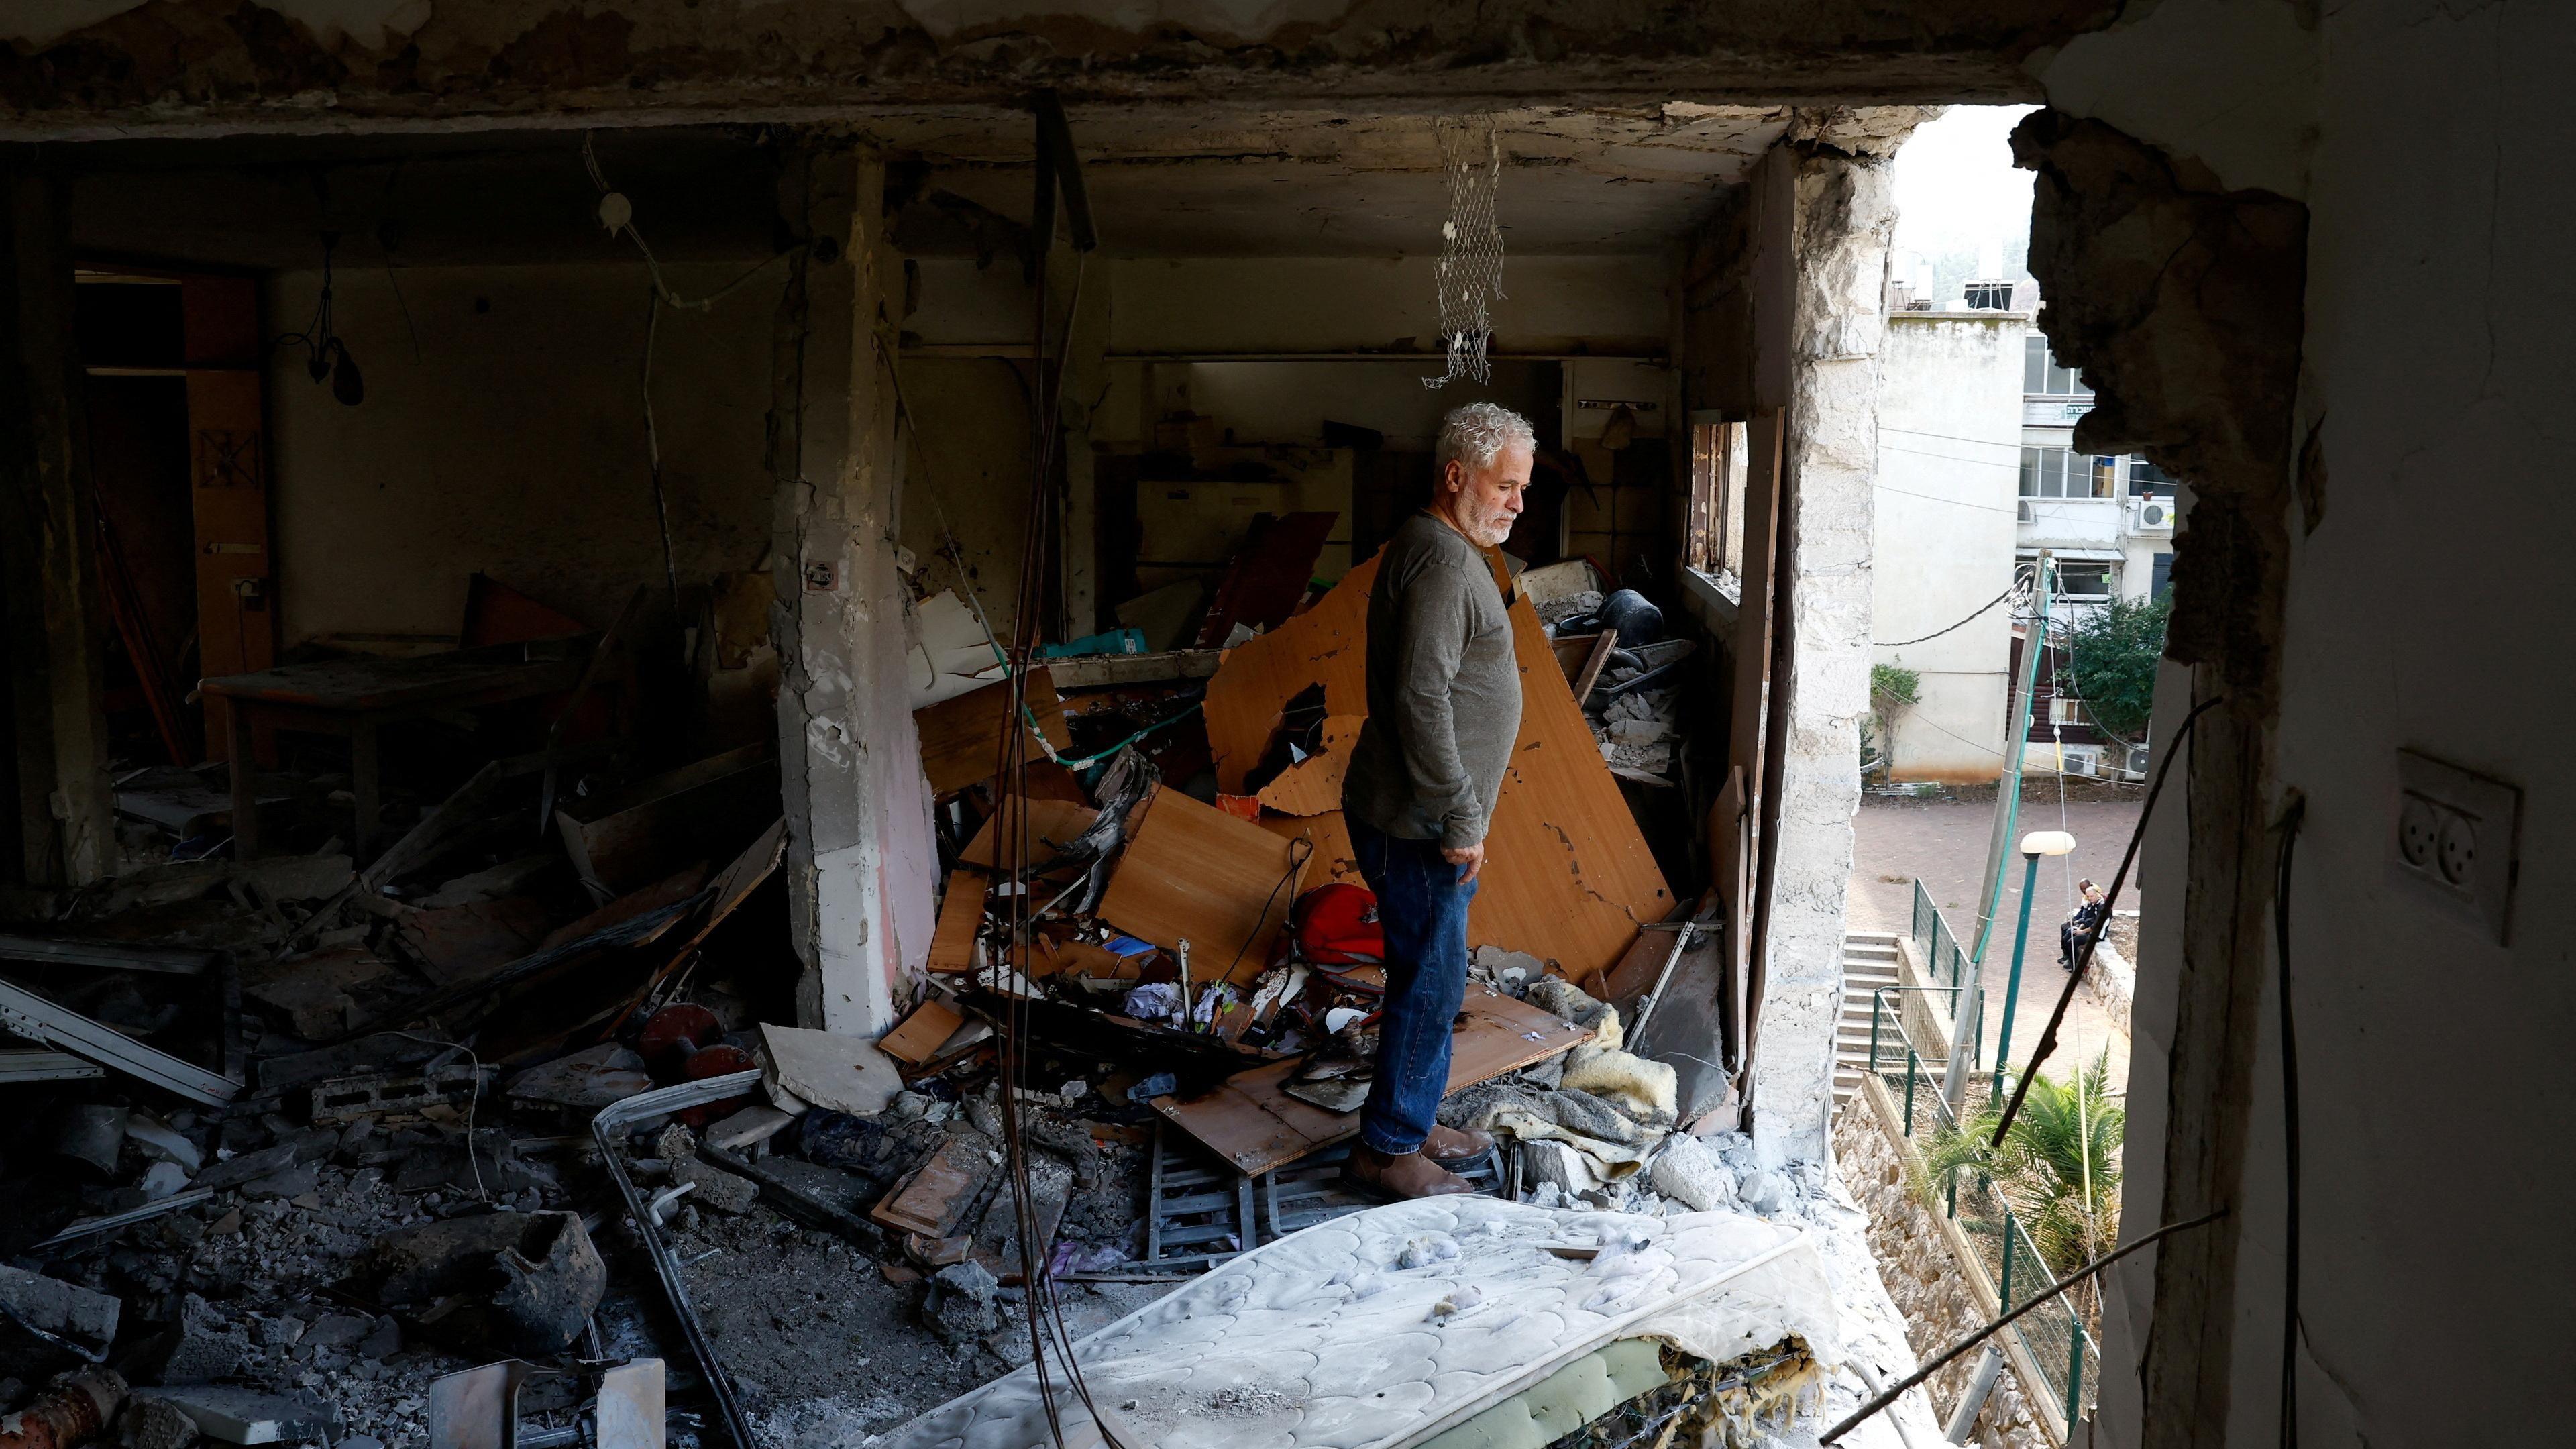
[2390,749,2520,944]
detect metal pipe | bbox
[1991,851,2044,1095]
[593,1069,765,1449]
[1941,1345,2006,1443]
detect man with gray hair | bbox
[1340,400,1534,1199]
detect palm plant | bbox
[1916,1055,2125,1322]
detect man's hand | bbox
[1442,841,1487,885]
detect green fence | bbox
[1867,985,2100,1428]
[1909,878,1973,995]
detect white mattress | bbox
[872,1197,1847,1449]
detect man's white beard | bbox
[1466,513,1515,547]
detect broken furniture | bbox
[203,638,601,860]
[0,935,240,1106]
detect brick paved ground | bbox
[1847,788,2142,1089]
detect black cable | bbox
[1989,694,2224,1146]
[1877,572,2033,649]
[2273,791,2306,1449]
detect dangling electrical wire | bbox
[582,129,808,614]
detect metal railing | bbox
[1868,985,2100,1428]
[1909,878,1973,996]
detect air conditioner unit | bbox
[2131,497,2178,534]
[2126,744,2152,777]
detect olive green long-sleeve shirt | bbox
[1340,513,1523,850]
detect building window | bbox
[2151,551,2174,598]
[2023,336,2094,398]
[2055,560,2115,598]
[2128,457,2178,498]
[1686,419,1746,580]
[2019,447,2122,499]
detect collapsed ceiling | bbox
[59,101,1795,269]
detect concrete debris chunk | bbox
[0,1263,122,1368]
[1646,1133,1739,1213]
[296,1311,374,1353]
[146,1386,341,1446]
[505,1043,655,1110]
[922,1260,1000,1345]
[359,1211,606,1356]
[153,1294,254,1384]
[670,1158,757,1215]
[236,1163,318,1201]
[55,1104,129,1174]
[121,1394,203,1449]
[192,1145,296,1193]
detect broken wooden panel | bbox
[1203,552,1672,985]
[1205,557,1377,792]
[912,668,1074,796]
[1255,808,1364,890]
[1193,510,1340,648]
[870,1137,998,1238]
[393,896,553,985]
[877,999,966,1066]
[1150,988,1591,1177]
[1253,715,1363,817]
[926,870,987,975]
[537,862,714,951]
[955,797,1099,873]
[1096,784,1307,988]
[553,744,778,899]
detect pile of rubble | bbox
[1,550,1739,1447]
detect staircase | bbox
[1835,930,1903,1109]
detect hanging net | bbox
[1424,117,1506,389]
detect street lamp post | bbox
[1993,830,2076,1098]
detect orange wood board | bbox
[1254,715,1364,816]
[1255,809,1364,889]
[1150,987,1593,1176]
[926,869,986,974]
[957,796,1099,873]
[878,998,967,1065]
[1095,784,1307,988]
[1202,552,1671,983]
[912,667,1074,796]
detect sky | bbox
[1889,105,2043,299]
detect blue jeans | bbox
[1350,817,1477,1155]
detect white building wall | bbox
[1870,311,2024,782]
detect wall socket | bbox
[2390,749,2520,944]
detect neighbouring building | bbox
[1869,289,2027,783]
[2015,336,2179,777]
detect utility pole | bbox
[1947,555,2051,1112]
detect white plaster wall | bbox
[266,262,777,643]
[2048,3,2576,1445]
[1872,313,2023,782]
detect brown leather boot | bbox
[1344,1144,1475,1200]
[1421,1124,1497,1166]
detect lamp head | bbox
[2020,830,2077,858]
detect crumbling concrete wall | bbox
[769,141,940,1036]
[0,164,112,889]
[0,3,2100,138]
[2007,101,2307,1449]
[2024,5,2576,1448]
[1835,1087,2058,1449]
[1750,133,1903,1166]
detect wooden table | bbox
[202,639,593,860]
